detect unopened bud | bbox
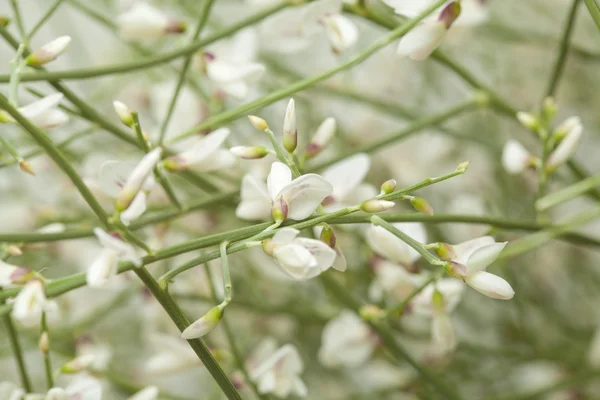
[445,261,467,279]
[553,116,581,141]
[319,224,336,248]
[516,111,540,132]
[360,199,395,213]
[409,196,433,216]
[113,101,133,127]
[0,16,10,27]
[59,354,95,374]
[305,117,336,159]
[380,179,397,195]
[39,332,49,354]
[6,245,23,256]
[248,115,268,131]
[432,242,456,261]
[456,161,470,173]
[25,36,72,66]
[359,304,384,321]
[181,304,224,339]
[439,1,461,28]
[283,98,297,153]
[230,146,269,159]
[542,97,557,121]
[271,198,288,222]
[19,159,35,176]
[163,157,186,172]
[165,20,187,34]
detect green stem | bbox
[0,135,23,164]
[220,241,233,304]
[584,0,600,31]
[158,0,217,144]
[536,171,600,211]
[133,267,242,400]
[168,0,450,143]
[9,0,26,39]
[265,128,302,177]
[41,312,54,390]
[544,0,581,98]
[1,296,32,392]
[27,0,64,41]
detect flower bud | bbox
[360,199,395,213]
[409,196,433,216]
[116,148,162,211]
[552,116,581,141]
[283,98,297,153]
[162,156,185,172]
[516,111,539,132]
[181,304,224,339]
[319,224,336,248]
[465,271,515,300]
[542,97,557,121]
[59,354,95,374]
[39,331,49,354]
[248,115,269,131]
[271,198,289,222]
[0,16,10,27]
[380,179,397,195]
[19,159,35,176]
[455,161,470,173]
[230,146,269,159]
[305,117,336,159]
[6,245,23,256]
[25,36,72,66]
[439,1,461,28]
[432,242,456,261]
[444,261,467,279]
[359,304,384,321]
[547,122,582,172]
[113,101,133,127]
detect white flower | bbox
[76,340,113,371]
[368,260,423,302]
[502,140,533,175]
[164,128,235,172]
[86,228,143,287]
[144,333,200,375]
[411,278,464,316]
[236,162,333,221]
[0,93,69,129]
[443,236,514,300]
[26,36,71,66]
[118,2,186,41]
[321,13,359,54]
[305,117,336,158]
[127,386,159,400]
[547,118,583,171]
[366,222,427,267]
[46,373,102,400]
[321,153,377,212]
[12,279,57,327]
[250,344,307,398]
[181,304,224,339]
[114,148,162,212]
[265,227,338,280]
[318,310,377,368]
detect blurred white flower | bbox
[411,278,464,316]
[368,260,422,303]
[250,344,307,398]
[164,128,235,172]
[118,2,186,41]
[0,261,32,287]
[86,228,143,287]
[264,227,338,280]
[26,36,72,66]
[46,373,102,400]
[236,162,333,221]
[76,339,113,371]
[12,279,58,327]
[502,139,533,175]
[318,310,377,368]
[0,93,69,129]
[321,153,377,211]
[0,382,24,400]
[144,333,200,375]
[366,222,427,268]
[128,386,159,400]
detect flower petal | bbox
[366,223,426,266]
[98,161,136,197]
[293,238,337,272]
[453,236,495,265]
[178,128,230,165]
[267,162,293,200]
[397,22,446,60]
[321,153,370,202]
[466,242,507,273]
[86,248,118,288]
[236,174,272,221]
[465,271,515,300]
[278,174,333,220]
[502,140,531,175]
[120,192,147,226]
[272,227,300,244]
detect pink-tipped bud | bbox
[305,117,336,159]
[26,36,71,66]
[230,146,269,159]
[433,242,456,261]
[409,196,433,216]
[319,224,336,248]
[283,98,297,153]
[113,101,133,127]
[359,304,384,321]
[360,199,395,213]
[39,332,49,354]
[380,179,397,195]
[516,112,540,132]
[439,1,461,29]
[248,115,269,131]
[271,198,288,222]
[19,159,35,176]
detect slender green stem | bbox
[168,0,449,143]
[41,312,54,390]
[9,0,26,39]
[0,2,290,83]
[584,0,600,30]
[220,241,232,304]
[133,267,242,400]
[0,135,23,164]
[158,0,217,144]
[545,0,581,98]
[537,171,600,211]
[1,296,32,392]
[264,128,302,177]
[27,0,64,41]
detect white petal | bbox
[121,192,147,226]
[321,153,370,202]
[93,228,142,266]
[465,271,515,300]
[252,344,304,379]
[18,93,65,127]
[12,280,46,327]
[278,174,333,220]
[236,174,272,221]
[502,140,531,175]
[65,374,103,400]
[366,223,426,266]
[178,128,230,166]
[33,109,69,129]
[207,60,265,83]
[118,2,169,40]
[453,236,495,265]
[332,246,347,272]
[98,160,136,197]
[293,238,337,272]
[190,149,236,172]
[293,378,308,397]
[272,227,300,244]
[397,22,446,60]
[118,148,162,208]
[342,183,378,206]
[46,388,68,400]
[267,162,293,200]
[127,386,159,400]
[302,0,343,34]
[0,261,19,287]
[323,14,358,53]
[466,242,507,273]
[273,243,318,279]
[86,248,118,287]
[432,313,456,354]
[547,124,583,169]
